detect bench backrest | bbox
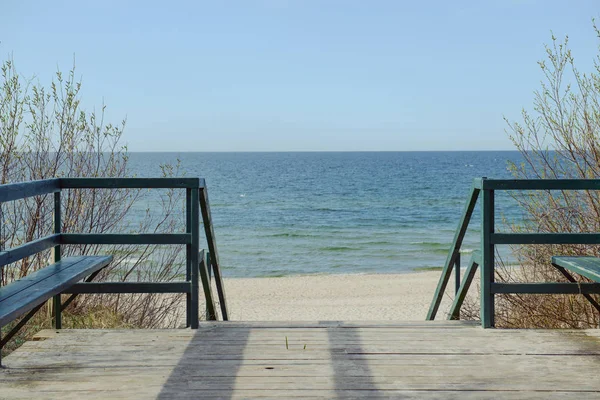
[0,179,61,270]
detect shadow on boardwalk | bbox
[157,321,385,398]
[328,322,385,399]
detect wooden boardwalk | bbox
[3,320,600,398]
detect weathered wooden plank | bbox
[0,234,60,267]
[197,320,479,328]
[0,178,60,202]
[60,177,202,189]
[0,389,590,400]
[0,255,112,325]
[4,323,600,398]
[3,369,600,392]
[7,354,600,371]
[61,233,190,245]
[8,330,600,357]
[63,282,191,294]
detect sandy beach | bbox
[209,270,465,321]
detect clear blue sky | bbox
[1,1,599,151]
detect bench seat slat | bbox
[0,256,86,301]
[551,256,600,282]
[0,255,112,326]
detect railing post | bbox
[481,180,495,328]
[206,251,212,320]
[190,188,200,329]
[454,252,461,319]
[199,185,229,321]
[0,202,3,367]
[455,252,461,294]
[185,189,192,328]
[52,190,62,329]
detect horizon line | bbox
[124,149,520,153]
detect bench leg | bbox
[60,269,103,312]
[1,302,46,348]
[552,264,600,320]
[52,295,62,329]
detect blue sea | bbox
[129,152,524,278]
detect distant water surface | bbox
[129,152,524,277]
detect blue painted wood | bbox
[481,186,495,328]
[61,234,190,245]
[0,302,45,347]
[455,253,461,295]
[0,234,61,267]
[185,188,192,328]
[200,186,229,320]
[551,261,600,314]
[492,282,600,294]
[492,233,600,245]
[53,191,62,329]
[0,255,112,326]
[199,250,217,320]
[447,251,480,320]
[64,282,191,293]
[426,186,479,320]
[60,270,103,311]
[482,179,600,191]
[551,256,600,282]
[0,179,60,203]
[60,178,202,189]
[190,189,200,328]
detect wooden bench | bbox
[0,255,112,326]
[0,255,112,365]
[551,256,600,314]
[552,256,600,282]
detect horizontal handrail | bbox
[438,177,600,328]
[0,179,60,202]
[64,282,192,294]
[0,178,206,205]
[0,233,192,266]
[61,177,204,189]
[481,179,600,190]
[0,175,230,364]
[491,233,600,245]
[0,234,61,267]
[61,233,191,245]
[492,282,600,294]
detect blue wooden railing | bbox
[0,178,228,332]
[428,177,600,328]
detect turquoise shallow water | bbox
[128,151,524,277]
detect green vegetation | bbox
[492,21,600,328]
[0,59,186,356]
